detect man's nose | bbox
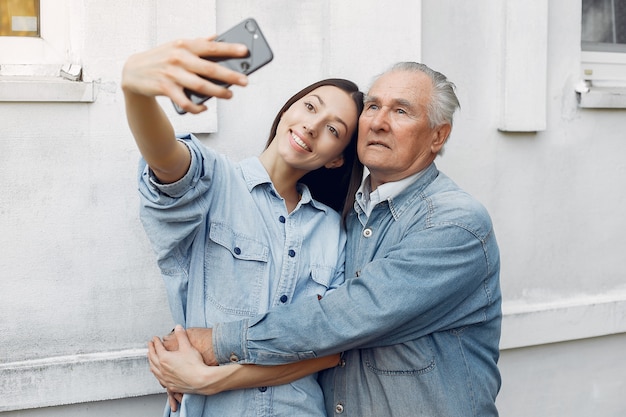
[369,109,389,131]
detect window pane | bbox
[0,0,39,37]
[582,0,626,51]
[582,0,614,43]
[617,0,626,43]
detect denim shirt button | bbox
[258,386,267,392]
[363,228,372,238]
[288,249,296,257]
[339,359,346,367]
[335,403,344,414]
[279,215,286,223]
[233,247,241,255]
[229,353,239,363]
[280,294,288,303]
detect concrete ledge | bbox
[0,76,95,102]
[500,291,626,350]
[0,349,162,412]
[2,291,626,411]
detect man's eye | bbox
[396,109,406,115]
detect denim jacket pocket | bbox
[363,338,436,376]
[204,221,270,317]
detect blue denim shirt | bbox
[139,134,346,417]
[214,163,502,417]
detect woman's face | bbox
[273,85,358,172]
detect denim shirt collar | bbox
[239,157,327,213]
[355,163,440,221]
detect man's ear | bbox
[431,124,451,154]
[325,155,345,169]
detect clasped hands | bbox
[149,324,341,412]
[148,325,223,411]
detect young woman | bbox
[122,37,363,416]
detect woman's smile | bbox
[289,131,312,152]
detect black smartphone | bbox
[173,18,274,114]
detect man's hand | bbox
[149,326,344,397]
[149,326,210,395]
[162,326,217,366]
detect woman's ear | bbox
[324,155,345,169]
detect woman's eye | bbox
[328,126,339,137]
[305,102,314,111]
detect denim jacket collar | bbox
[355,163,440,221]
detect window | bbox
[582,0,626,52]
[0,0,95,102]
[1,0,71,72]
[0,0,39,37]
[579,0,626,108]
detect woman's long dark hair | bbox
[265,79,364,222]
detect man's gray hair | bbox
[386,62,460,128]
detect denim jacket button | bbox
[233,247,241,255]
[258,386,267,392]
[363,228,372,237]
[280,294,288,303]
[229,353,239,363]
[279,215,286,223]
[288,249,296,257]
[335,403,344,414]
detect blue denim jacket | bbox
[139,134,346,417]
[214,163,502,417]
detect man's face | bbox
[357,70,449,190]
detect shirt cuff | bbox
[213,319,250,365]
[147,139,194,198]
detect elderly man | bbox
[152,62,502,417]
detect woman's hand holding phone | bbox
[121,36,249,114]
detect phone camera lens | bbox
[245,20,256,33]
[240,62,251,72]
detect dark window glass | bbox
[582,0,626,52]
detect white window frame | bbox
[577,2,626,108]
[581,50,626,84]
[0,0,95,102]
[578,54,626,109]
[0,0,68,67]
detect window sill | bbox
[576,81,626,109]
[0,75,95,102]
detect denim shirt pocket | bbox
[204,221,270,318]
[305,265,336,298]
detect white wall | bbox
[1,0,625,416]
[421,1,626,415]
